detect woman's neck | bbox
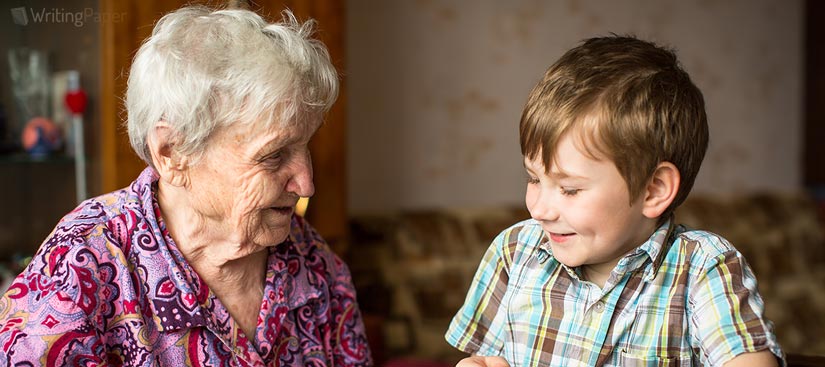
[156,179,268,295]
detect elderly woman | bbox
[0,6,371,366]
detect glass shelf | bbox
[0,152,74,164]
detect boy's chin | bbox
[550,247,586,269]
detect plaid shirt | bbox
[446,219,784,366]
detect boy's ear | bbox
[641,161,680,219]
[148,121,189,187]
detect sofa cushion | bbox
[348,192,825,362]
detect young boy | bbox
[445,36,784,367]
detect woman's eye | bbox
[561,188,580,196]
[526,177,540,185]
[262,151,282,164]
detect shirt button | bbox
[594,301,605,313]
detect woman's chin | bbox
[261,206,293,224]
[269,206,294,217]
[259,223,292,245]
[239,209,294,247]
[248,228,284,246]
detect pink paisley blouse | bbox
[0,167,372,366]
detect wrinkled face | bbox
[524,132,653,273]
[185,117,318,248]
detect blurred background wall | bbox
[0,0,808,250]
[347,0,803,213]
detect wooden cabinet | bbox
[98,0,348,253]
[0,156,76,258]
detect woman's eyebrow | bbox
[252,137,288,160]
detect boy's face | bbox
[524,132,657,276]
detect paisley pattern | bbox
[0,167,372,366]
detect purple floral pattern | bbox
[0,167,372,366]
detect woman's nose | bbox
[287,151,315,198]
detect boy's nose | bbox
[527,189,560,222]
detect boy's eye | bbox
[526,177,540,185]
[561,188,580,196]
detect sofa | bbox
[346,192,825,365]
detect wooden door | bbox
[806,0,825,188]
[98,0,348,253]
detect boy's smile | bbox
[524,130,658,286]
[547,232,576,243]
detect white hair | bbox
[126,5,339,166]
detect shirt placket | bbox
[590,279,629,366]
[567,266,632,367]
[579,281,603,365]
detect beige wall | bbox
[347,0,803,213]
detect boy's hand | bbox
[456,355,510,367]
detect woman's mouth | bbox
[270,206,293,216]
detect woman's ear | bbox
[642,161,680,219]
[148,122,189,187]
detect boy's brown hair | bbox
[520,35,708,221]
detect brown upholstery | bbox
[347,192,825,364]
